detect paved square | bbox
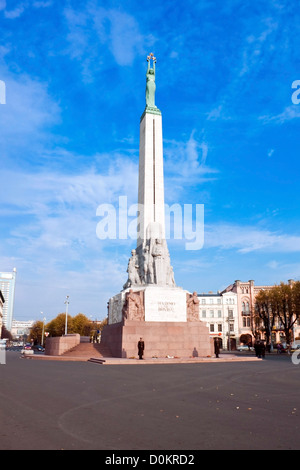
[0,352,299,450]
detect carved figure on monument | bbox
[167,265,175,287]
[152,238,165,285]
[142,245,154,284]
[122,289,145,321]
[146,53,157,109]
[186,292,200,321]
[123,249,141,289]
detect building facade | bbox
[10,319,34,342]
[198,291,239,350]
[221,279,300,347]
[0,268,17,331]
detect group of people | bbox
[254,340,266,358]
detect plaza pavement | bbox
[0,351,299,452]
[24,347,261,364]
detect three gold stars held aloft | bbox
[147,52,156,61]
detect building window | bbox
[202,310,206,318]
[210,324,214,332]
[210,310,214,318]
[218,310,222,318]
[242,301,250,315]
[218,324,222,332]
[201,299,206,305]
[243,317,251,327]
[217,298,221,304]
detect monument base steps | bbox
[62,342,110,358]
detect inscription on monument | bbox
[144,287,187,322]
[158,301,175,312]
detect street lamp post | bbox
[64,296,70,336]
[41,315,46,346]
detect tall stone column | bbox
[123,53,175,289]
[137,110,165,246]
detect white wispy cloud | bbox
[63,2,155,80]
[0,67,61,154]
[0,161,138,318]
[0,0,52,18]
[164,130,218,198]
[205,223,300,254]
[259,105,300,125]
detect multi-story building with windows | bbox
[0,268,17,331]
[221,279,300,347]
[198,291,239,350]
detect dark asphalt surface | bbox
[0,351,299,451]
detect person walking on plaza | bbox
[138,337,145,360]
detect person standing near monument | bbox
[214,338,220,358]
[138,337,145,360]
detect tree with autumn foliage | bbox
[29,320,44,344]
[255,288,276,349]
[46,313,73,337]
[255,281,300,350]
[30,312,108,339]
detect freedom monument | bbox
[101,54,212,358]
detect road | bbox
[0,351,299,452]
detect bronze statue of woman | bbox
[146,53,157,108]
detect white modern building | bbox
[198,291,239,350]
[0,268,17,331]
[10,319,34,341]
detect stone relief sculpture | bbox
[122,289,145,321]
[186,292,200,321]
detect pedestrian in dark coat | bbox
[138,337,144,360]
[261,341,266,358]
[214,339,220,358]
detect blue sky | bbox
[1,0,300,322]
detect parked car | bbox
[32,344,45,352]
[237,345,254,352]
[24,343,32,350]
